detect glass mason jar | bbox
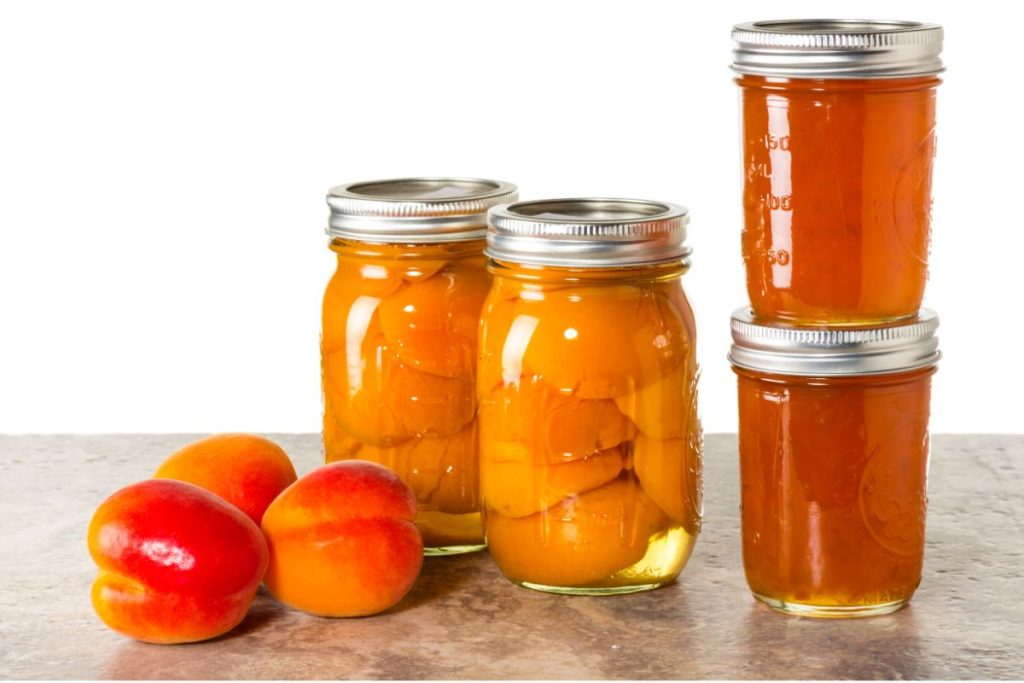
[479,199,702,595]
[729,309,941,617]
[732,20,944,325]
[322,177,518,555]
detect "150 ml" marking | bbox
[763,133,791,151]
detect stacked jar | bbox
[729,20,944,617]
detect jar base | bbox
[424,544,486,557]
[417,510,484,553]
[500,526,696,596]
[752,592,910,619]
[749,311,921,328]
[514,580,672,596]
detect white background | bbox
[1,1,1020,434]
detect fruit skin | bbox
[261,461,423,617]
[88,479,269,644]
[154,433,297,525]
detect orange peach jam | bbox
[322,178,518,555]
[736,367,934,616]
[729,309,941,617]
[481,198,701,594]
[732,20,944,325]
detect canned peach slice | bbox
[416,510,483,548]
[613,364,691,439]
[476,293,528,394]
[631,433,701,535]
[481,443,624,518]
[323,342,474,446]
[321,275,394,354]
[400,259,448,283]
[520,288,688,399]
[378,267,488,378]
[428,426,480,516]
[357,424,477,513]
[478,379,634,463]
[338,260,406,297]
[486,478,669,587]
[323,401,362,462]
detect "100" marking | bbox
[763,193,792,210]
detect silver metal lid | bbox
[729,308,940,376]
[486,198,691,268]
[732,19,944,79]
[326,177,518,243]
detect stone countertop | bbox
[0,434,1021,680]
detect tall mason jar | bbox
[322,177,518,555]
[732,20,944,324]
[479,199,702,594]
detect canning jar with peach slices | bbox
[322,177,518,555]
[479,198,702,594]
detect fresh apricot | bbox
[88,479,268,644]
[154,434,297,525]
[261,461,423,617]
[478,378,635,463]
[632,433,702,535]
[482,443,624,518]
[485,478,668,587]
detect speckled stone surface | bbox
[0,434,1021,679]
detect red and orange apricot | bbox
[261,461,423,617]
[154,433,297,525]
[88,479,268,644]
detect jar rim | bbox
[326,177,518,243]
[486,197,691,268]
[732,19,944,79]
[728,308,941,376]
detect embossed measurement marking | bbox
[751,249,791,266]
[764,133,791,151]
[763,193,792,211]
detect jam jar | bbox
[729,309,941,617]
[322,177,518,555]
[479,198,702,594]
[732,20,944,324]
